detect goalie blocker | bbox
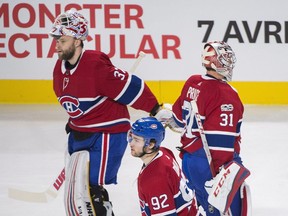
[65,150,114,216]
[205,161,251,215]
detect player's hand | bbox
[154,105,173,126]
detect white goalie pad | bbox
[64,150,95,216]
[240,182,252,216]
[205,161,250,214]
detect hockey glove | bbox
[204,161,250,214]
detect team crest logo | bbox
[59,96,83,118]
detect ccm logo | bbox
[213,168,231,197]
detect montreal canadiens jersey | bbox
[53,50,158,133]
[137,147,197,216]
[172,75,244,172]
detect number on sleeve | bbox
[113,69,127,80]
[151,194,169,210]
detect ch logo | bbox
[59,96,83,118]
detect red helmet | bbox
[202,41,236,81]
[49,10,88,41]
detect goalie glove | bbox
[154,104,183,134]
[154,108,173,126]
[204,161,251,214]
[154,104,173,125]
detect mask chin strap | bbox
[138,146,155,158]
[138,140,158,158]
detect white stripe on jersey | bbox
[114,73,132,101]
[205,130,240,136]
[70,118,130,128]
[82,97,107,114]
[78,96,106,102]
[152,209,176,216]
[209,146,234,152]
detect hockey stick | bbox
[190,101,215,176]
[130,51,146,73]
[8,52,146,203]
[8,168,65,203]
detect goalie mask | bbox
[202,41,236,81]
[129,117,165,149]
[49,9,88,40]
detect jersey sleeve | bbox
[96,53,159,113]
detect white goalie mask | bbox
[202,41,236,81]
[49,9,88,41]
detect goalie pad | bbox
[64,150,95,216]
[240,182,252,216]
[205,161,250,214]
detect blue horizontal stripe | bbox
[206,133,236,148]
[117,75,142,104]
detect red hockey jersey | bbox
[172,75,244,172]
[137,147,197,216]
[53,50,158,133]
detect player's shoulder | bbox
[160,147,176,160]
[83,50,105,56]
[82,50,112,64]
[153,148,176,170]
[197,75,232,90]
[186,74,202,83]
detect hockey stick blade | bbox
[8,168,65,203]
[8,186,58,203]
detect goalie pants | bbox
[182,148,243,216]
[67,131,128,185]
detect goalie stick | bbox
[190,101,215,176]
[8,168,65,203]
[130,51,146,73]
[8,52,147,203]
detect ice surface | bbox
[0,104,287,216]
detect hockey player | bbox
[128,117,198,216]
[165,41,251,215]
[49,10,165,216]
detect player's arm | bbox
[95,54,160,114]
